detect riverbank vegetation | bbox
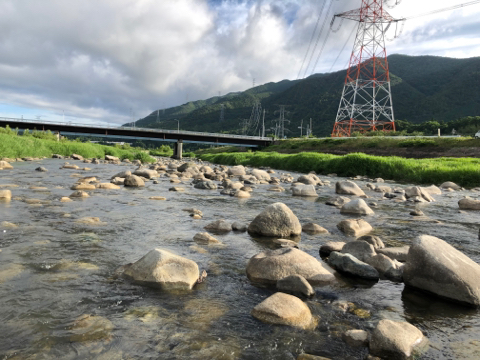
[198,151,480,188]
[0,126,157,162]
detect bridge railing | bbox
[0,116,272,141]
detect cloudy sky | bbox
[0,0,478,126]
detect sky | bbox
[0,0,478,126]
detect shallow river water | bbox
[0,158,479,359]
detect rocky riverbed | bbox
[1,156,480,359]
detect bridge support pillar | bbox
[172,140,183,159]
[55,131,60,141]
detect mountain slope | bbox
[135,54,480,137]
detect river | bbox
[0,158,479,359]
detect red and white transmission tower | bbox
[331,0,401,137]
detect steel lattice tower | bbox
[332,0,400,137]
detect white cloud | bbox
[0,0,478,125]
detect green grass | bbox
[198,151,480,188]
[0,130,156,163]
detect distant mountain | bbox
[134,54,480,137]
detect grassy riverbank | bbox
[198,151,480,188]
[0,130,157,163]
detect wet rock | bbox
[422,185,442,195]
[134,168,158,179]
[71,154,84,161]
[366,254,402,280]
[69,190,89,198]
[232,222,247,232]
[302,223,329,235]
[328,252,379,280]
[403,235,480,306]
[1,221,17,228]
[35,166,48,172]
[277,274,314,297]
[0,264,24,284]
[458,197,480,210]
[111,170,131,179]
[251,169,271,181]
[169,186,185,192]
[326,196,351,207]
[248,202,301,238]
[251,292,315,329]
[69,314,114,342]
[124,175,145,187]
[319,241,345,256]
[149,196,166,200]
[404,186,435,202]
[123,248,199,290]
[177,162,197,173]
[110,177,125,185]
[292,184,318,197]
[233,190,251,198]
[204,219,232,233]
[193,180,217,190]
[297,354,331,360]
[96,183,121,190]
[193,232,221,245]
[62,164,80,170]
[268,185,285,192]
[358,235,384,249]
[71,183,96,190]
[340,199,374,216]
[227,165,246,176]
[370,319,427,360]
[75,217,106,225]
[410,209,424,216]
[183,208,203,216]
[342,241,376,262]
[377,246,409,262]
[375,185,392,194]
[337,219,373,237]
[246,247,336,285]
[60,196,73,202]
[440,181,461,190]
[343,329,369,347]
[105,155,119,161]
[272,238,299,248]
[335,180,365,196]
[0,190,12,200]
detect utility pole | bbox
[331,0,398,137]
[156,109,159,123]
[298,119,303,137]
[219,104,225,123]
[262,109,266,137]
[310,118,313,137]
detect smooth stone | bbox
[343,329,369,347]
[337,219,373,237]
[124,175,145,187]
[169,186,185,192]
[149,196,166,200]
[439,181,461,190]
[340,199,374,216]
[193,232,221,245]
[75,217,106,225]
[341,240,377,262]
[232,222,247,232]
[69,190,89,198]
[71,183,96,190]
[35,166,48,172]
[458,197,480,210]
[69,314,114,342]
[276,275,315,297]
[111,170,131,179]
[404,186,435,202]
[335,180,365,196]
[377,246,410,262]
[272,239,299,248]
[319,241,346,256]
[302,223,329,235]
[248,202,302,238]
[326,196,351,207]
[292,184,318,197]
[251,292,315,330]
[96,183,121,190]
[358,235,385,249]
[0,190,12,200]
[204,219,232,233]
[328,252,379,280]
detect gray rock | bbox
[232,222,247,232]
[366,254,402,281]
[292,184,318,197]
[440,181,461,190]
[458,197,480,210]
[403,235,480,306]
[410,209,425,216]
[277,275,315,297]
[123,248,199,290]
[343,329,369,347]
[35,166,48,172]
[335,181,366,196]
[370,320,427,360]
[133,168,158,179]
[319,241,346,256]
[248,202,301,238]
[193,232,221,245]
[422,185,442,195]
[204,219,232,233]
[404,186,435,202]
[193,180,217,190]
[227,165,246,176]
[177,162,197,173]
[272,238,299,248]
[377,246,410,262]
[358,235,385,249]
[340,199,374,216]
[251,292,315,329]
[110,170,131,179]
[325,196,351,207]
[246,247,336,285]
[302,223,328,235]
[337,219,373,237]
[124,175,145,187]
[341,240,376,262]
[328,252,379,280]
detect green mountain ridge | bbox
[134,54,480,137]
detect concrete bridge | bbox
[0,117,273,159]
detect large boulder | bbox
[458,197,480,210]
[194,180,217,190]
[403,235,480,306]
[246,247,336,285]
[335,181,365,196]
[340,199,374,216]
[252,292,315,329]
[325,196,351,207]
[204,219,232,233]
[341,240,376,263]
[133,168,158,179]
[227,165,246,176]
[123,248,199,290]
[297,174,320,185]
[337,219,373,237]
[124,175,145,187]
[248,203,301,237]
[292,184,318,197]
[404,186,435,202]
[439,181,461,190]
[370,320,427,360]
[328,252,379,280]
[250,169,271,181]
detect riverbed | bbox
[0,158,479,359]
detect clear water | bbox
[0,159,479,359]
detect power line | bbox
[329,23,357,73]
[403,0,480,20]
[297,0,327,80]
